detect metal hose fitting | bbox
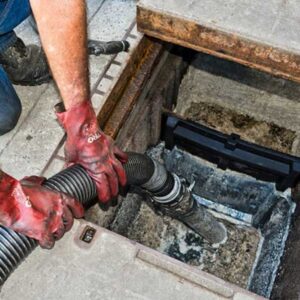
[150,174,227,244]
[124,153,227,244]
[156,185,227,244]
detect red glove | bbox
[0,171,84,249]
[55,101,127,203]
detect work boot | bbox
[0,37,51,86]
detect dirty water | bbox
[127,202,261,288]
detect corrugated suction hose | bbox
[0,152,226,285]
[0,164,97,285]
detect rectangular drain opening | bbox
[86,42,300,299]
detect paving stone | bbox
[0,83,49,155]
[0,84,64,178]
[97,77,113,94]
[41,157,65,179]
[91,93,106,113]
[88,0,136,41]
[137,0,300,84]
[87,0,106,22]
[15,18,41,46]
[234,293,261,300]
[126,35,140,49]
[114,51,131,66]
[15,0,107,43]
[131,24,139,37]
[137,249,235,298]
[89,54,111,88]
[57,143,65,159]
[106,62,122,77]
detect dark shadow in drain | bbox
[190,52,300,103]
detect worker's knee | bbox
[0,101,21,135]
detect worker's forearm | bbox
[29,0,89,110]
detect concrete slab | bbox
[0,220,266,300]
[137,0,300,83]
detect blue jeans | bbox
[0,0,31,135]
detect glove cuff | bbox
[55,100,95,128]
[55,100,103,144]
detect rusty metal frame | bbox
[137,4,300,83]
[99,36,164,138]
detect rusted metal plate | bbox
[137,0,300,83]
[96,33,151,130]
[114,47,191,152]
[100,36,164,139]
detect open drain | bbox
[112,142,295,298]
[96,44,300,299]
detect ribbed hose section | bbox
[0,165,97,286]
[124,152,155,186]
[0,227,37,284]
[44,164,97,208]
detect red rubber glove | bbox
[55,101,127,203]
[0,171,84,249]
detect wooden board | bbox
[137,0,300,83]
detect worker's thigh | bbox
[0,0,31,35]
[0,66,21,135]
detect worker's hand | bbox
[55,101,127,203]
[0,172,84,249]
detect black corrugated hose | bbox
[0,164,97,285]
[0,153,156,285]
[0,152,226,285]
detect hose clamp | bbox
[152,173,182,204]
